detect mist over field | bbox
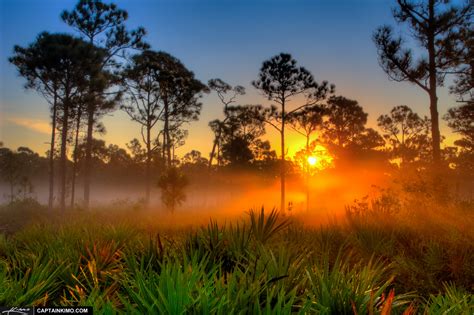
[1,0,473,313]
[0,163,393,216]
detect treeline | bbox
[1,93,471,208]
[1,0,472,211]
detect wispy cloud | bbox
[6,117,51,134]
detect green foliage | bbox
[0,204,472,313]
[305,253,413,314]
[424,283,473,314]
[249,207,291,244]
[0,251,65,306]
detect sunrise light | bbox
[307,156,317,166]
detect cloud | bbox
[6,117,51,134]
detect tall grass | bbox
[0,201,472,313]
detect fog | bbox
[0,163,395,226]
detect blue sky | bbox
[0,0,458,157]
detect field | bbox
[1,0,473,313]
[0,194,473,314]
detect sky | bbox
[0,0,461,158]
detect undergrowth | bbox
[0,203,472,314]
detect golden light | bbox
[294,144,334,172]
[307,156,318,166]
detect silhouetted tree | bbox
[322,96,384,163]
[208,120,226,165]
[207,78,245,167]
[443,100,474,183]
[182,150,208,166]
[0,147,22,203]
[127,138,147,164]
[252,53,334,212]
[445,102,474,152]
[9,34,64,210]
[444,102,473,174]
[62,0,148,209]
[158,167,188,212]
[70,99,86,207]
[10,32,106,211]
[121,50,164,206]
[378,105,431,165]
[322,96,367,149]
[351,128,386,153]
[221,137,254,167]
[219,105,267,167]
[76,139,110,169]
[150,52,207,168]
[446,23,473,102]
[0,147,40,202]
[106,144,132,165]
[373,0,472,165]
[288,105,325,151]
[287,105,325,211]
[251,139,277,162]
[69,94,106,207]
[169,128,188,165]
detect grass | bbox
[0,199,473,314]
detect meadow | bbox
[0,189,472,314]
[1,0,473,313]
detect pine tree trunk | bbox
[280,98,286,214]
[145,122,151,207]
[208,123,224,169]
[83,107,94,209]
[70,107,82,208]
[208,135,219,168]
[48,92,57,211]
[306,135,310,212]
[428,0,441,166]
[429,89,441,164]
[163,96,171,168]
[59,99,69,212]
[167,129,172,167]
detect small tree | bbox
[322,96,384,163]
[218,105,267,168]
[182,150,208,166]
[157,167,188,212]
[0,147,21,203]
[287,105,325,211]
[288,105,325,151]
[0,147,38,203]
[377,105,431,165]
[444,103,474,152]
[322,96,368,149]
[444,102,473,174]
[252,53,334,212]
[207,78,245,167]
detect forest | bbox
[0,0,473,313]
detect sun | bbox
[295,144,334,172]
[307,156,318,166]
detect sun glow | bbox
[295,144,334,172]
[307,156,318,166]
